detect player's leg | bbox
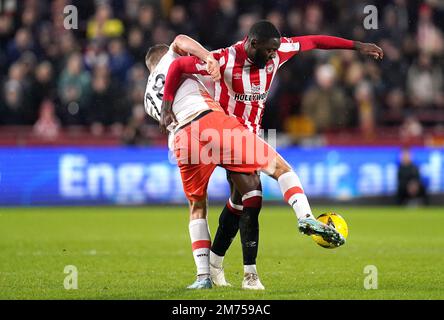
[263,153,345,246]
[229,172,265,290]
[186,197,212,289]
[174,124,215,289]
[210,172,242,287]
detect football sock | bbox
[244,264,258,275]
[189,219,211,276]
[239,190,262,266]
[278,171,315,220]
[211,200,242,258]
[209,251,224,269]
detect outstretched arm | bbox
[278,35,383,67]
[159,56,209,133]
[296,35,383,59]
[171,34,220,80]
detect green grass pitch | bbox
[0,206,443,300]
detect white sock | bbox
[189,219,211,276]
[210,251,224,268]
[244,264,258,274]
[278,171,314,221]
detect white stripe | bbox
[242,190,263,201]
[241,66,254,131]
[229,198,243,211]
[279,42,300,53]
[225,46,237,115]
[278,171,303,193]
[214,51,227,104]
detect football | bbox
[312,213,349,248]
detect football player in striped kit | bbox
[145,37,346,289]
[167,20,382,289]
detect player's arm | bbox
[295,35,383,59]
[159,56,210,133]
[171,34,220,80]
[278,35,383,67]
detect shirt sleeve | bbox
[278,35,354,67]
[277,37,302,68]
[163,56,210,102]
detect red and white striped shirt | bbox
[210,36,354,134]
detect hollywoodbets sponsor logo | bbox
[234,92,268,102]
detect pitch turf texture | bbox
[0,206,443,300]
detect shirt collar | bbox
[236,37,254,65]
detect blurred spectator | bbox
[302,64,351,133]
[84,39,109,71]
[136,3,156,34]
[397,148,428,206]
[383,87,406,125]
[400,115,423,140]
[0,0,443,146]
[122,104,151,145]
[88,68,129,134]
[169,5,197,38]
[407,52,444,108]
[6,28,36,64]
[354,81,376,136]
[206,0,239,49]
[127,26,147,63]
[57,53,91,125]
[108,37,133,83]
[235,11,260,41]
[1,62,34,124]
[87,2,124,41]
[417,3,444,56]
[33,99,61,140]
[303,3,324,34]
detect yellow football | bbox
[311,212,348,248]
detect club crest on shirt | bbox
[266,63,274,74]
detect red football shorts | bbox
[174,110,277,201]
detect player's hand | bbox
[354,41,384,60]
[206,54,221,81]
[159,100,177,134]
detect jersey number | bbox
[146,74,165,116]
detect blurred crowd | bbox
[0,0,443,145]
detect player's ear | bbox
[250,38,258,49]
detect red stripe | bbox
[232,45,246,119]
[192,240,211,251]
[284,186,304,203]
[217,48,230,115]
[243,196,262,208]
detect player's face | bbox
[251,38,280,68]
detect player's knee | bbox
[270,163,292,180]
[241,190,262,209]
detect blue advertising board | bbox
[0,147,442,206]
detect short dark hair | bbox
[145,44,169,68]
[248,20,281,42]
